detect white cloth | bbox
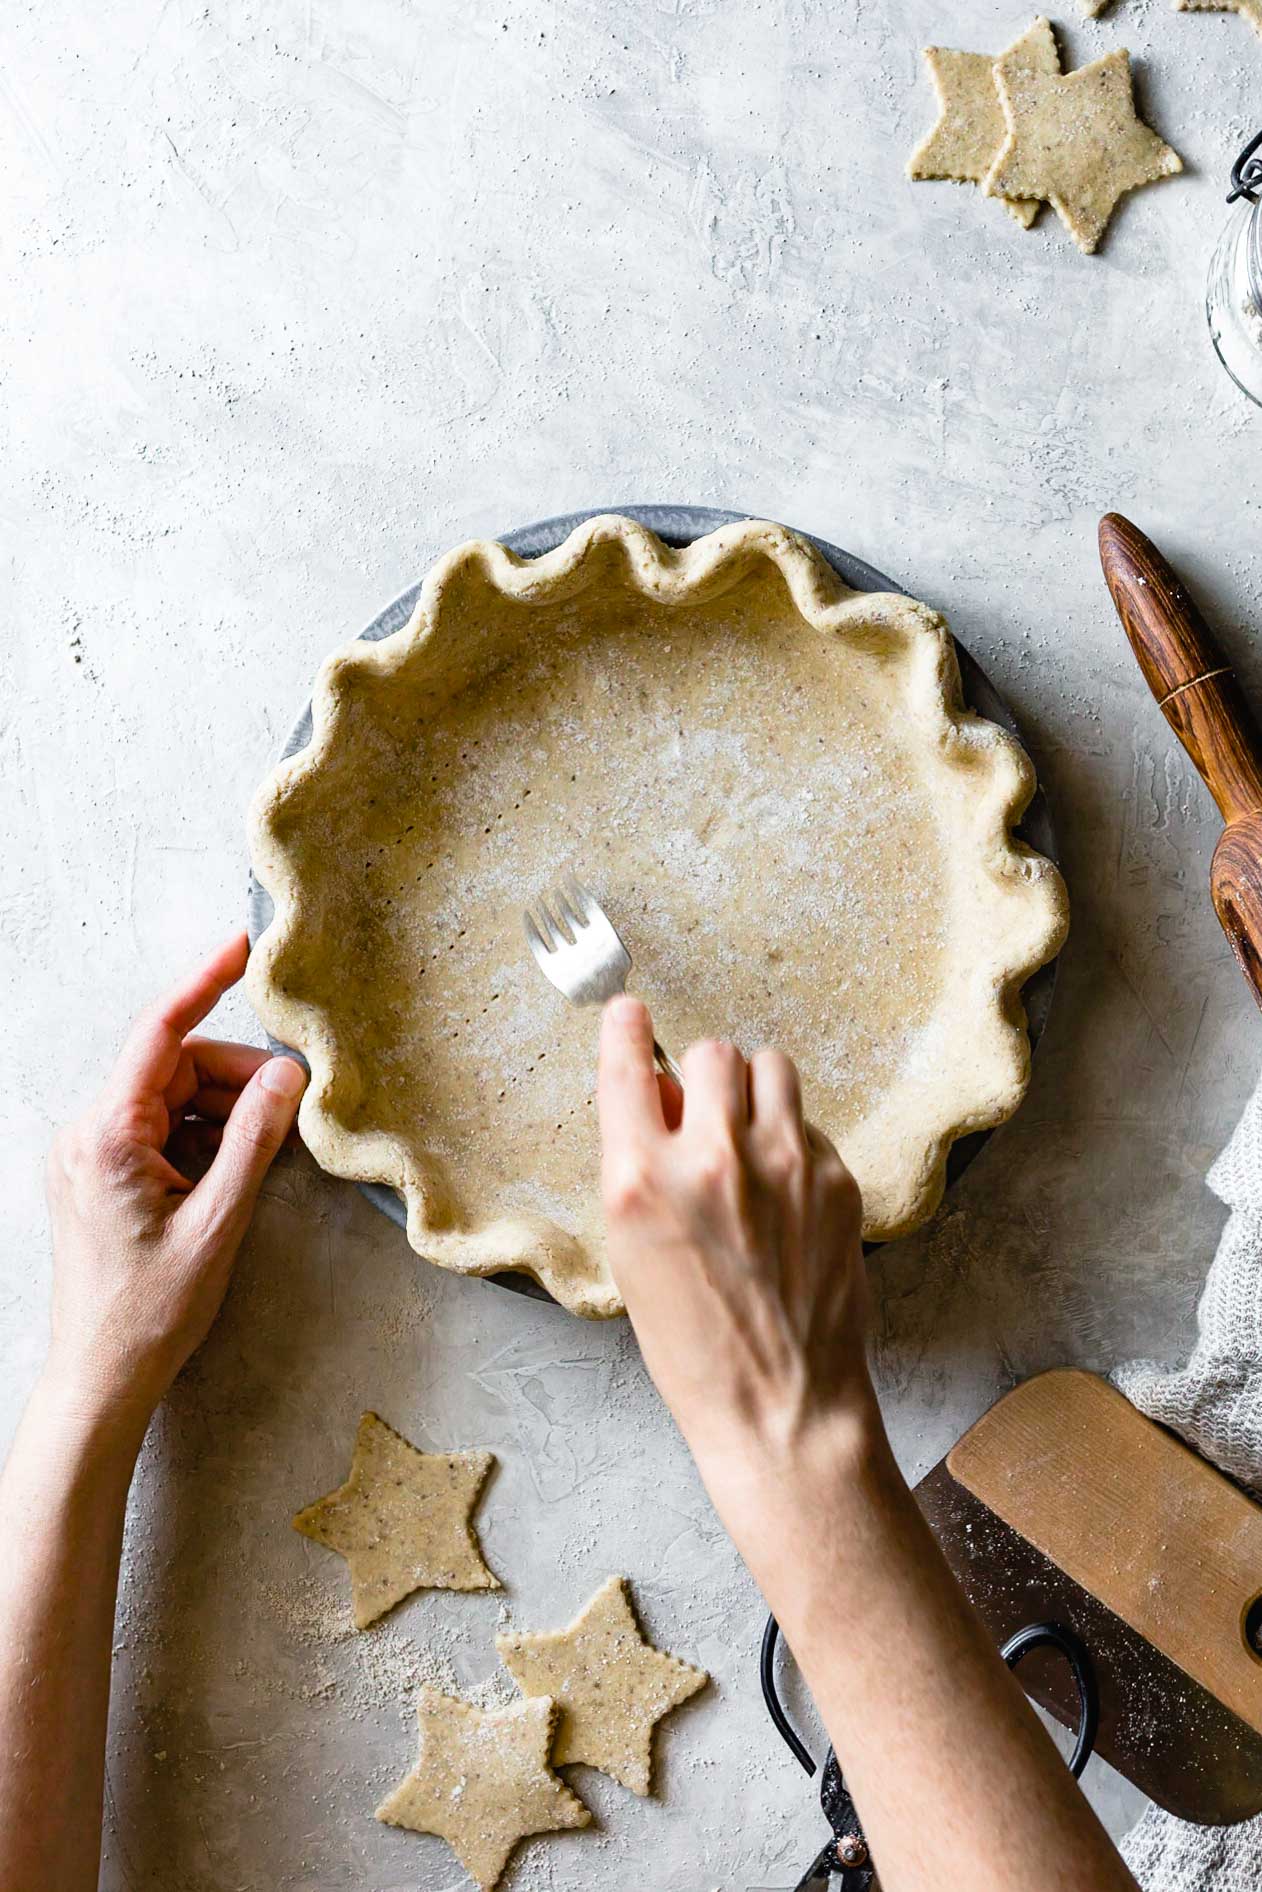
[1114,1078,1262,1888]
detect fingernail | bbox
[260,1055,308,1099]
[606,994,645,1020]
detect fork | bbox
[523,878,685,1087]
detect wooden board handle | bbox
[1099,512,1262,825]
[948,1369,1262,1737]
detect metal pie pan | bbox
[247,504,1060,1306]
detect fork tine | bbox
[522,873,637,1010]
[569,877,621,952]
[536,897,567,948]
[545,891,579,945]
[553,885,583,936]
[565,874,597,918]
[523,911,553,959]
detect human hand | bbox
[597,996,876,1489]
[43,934,307,1442]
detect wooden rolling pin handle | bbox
[1211,824,1262,1010]
[1099,512,1262,827]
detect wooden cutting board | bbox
[915,1370,1262,1823]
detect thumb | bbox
[192,1054,307,1242]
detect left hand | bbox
[43,934,307,1439]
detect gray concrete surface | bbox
[2,0,1260,1885]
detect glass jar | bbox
[1207,130,1262,407]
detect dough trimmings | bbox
[985,26,1183,253]
[1176,0,1262,36]
[376,1688,590,1890]
[292,1412,498,1628]
[247,513,1068,1317]
[496,1574,708,1796]
[908,22,1060,227]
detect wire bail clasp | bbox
[1228,128,1262,204]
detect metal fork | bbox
[523,878,685,1087]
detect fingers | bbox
[179,1085,251,1124]
[164,1037,271,1112]
[598,997,666,1151]
[749,1054,852,1198]
[187,1054,307,1243]
[680,1039,749,1138]
[656,1069,684,1133]
[107,936,251,1112]
[748,1048,803,1132]
[803,1122,864,1228]
[165,1118,225,1176]
[805,1120,841,1163]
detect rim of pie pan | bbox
[246,507,1067,1318]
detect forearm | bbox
[697,1409,1138,1892]
[0,1374,144,1892]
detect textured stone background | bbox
[3,0,1261,1885]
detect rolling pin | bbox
[1099,510,1262,1011]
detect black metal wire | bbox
[1228,128,1262,205]
[760,1616,817,1776]
[1000,1620,1100,1779]
[763,1609,1097,1888]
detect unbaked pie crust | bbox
[247,515,1068,1317]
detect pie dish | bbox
[246,514,1068,1318]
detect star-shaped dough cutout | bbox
[986,31,1183,254]
[1176,0,1262,37]
[292,1412,498,1628]
[496,1575,708,1796]
[376,1687,591,1890]
[908,22,1060,228]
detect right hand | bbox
[596,995,876,1486]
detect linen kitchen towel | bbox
[1115,1075,1262,1889]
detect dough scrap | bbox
[376,1687,590,1890]
[908,22,1061,227]
[496,1575,708,1796]
[247,514,1068,1317]
[986,28,1182,253]
[1176,0,1262,35]
[292,1412,498,1628]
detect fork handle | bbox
[653,1040,685,1089]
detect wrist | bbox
[34,1357,155,1471]
[688,1386,892,1527]
[685,1390,907,1607]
